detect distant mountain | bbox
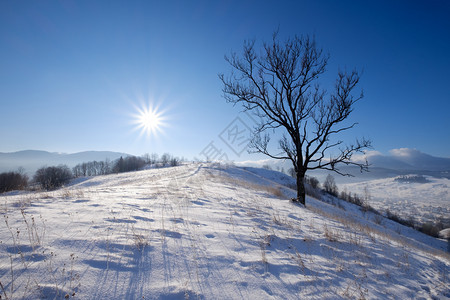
[239,148,450,184]
[0,150,130,175]
[368,148,450,172]
[314,148,450,184]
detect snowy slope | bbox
[341,176,450,225]
[0,163,448,299]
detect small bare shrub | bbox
[373,214,384,225]
[268,186,283,198]
[20,209,44,251]
[346,231,361,246]
[133,233,148,250]
[75,189,84,198]
[323,224,341,242]
[60,189,72,198]
[272,212,282,225]
[291,249,306,273]
[259,234,272,272]
[419,222,440,238]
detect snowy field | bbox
[0,163,449,299]
[341,176,450,225]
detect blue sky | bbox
[1,0,449,161]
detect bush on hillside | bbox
[419,222,441,238]
[0,171,28,193]
[34,165,73,190]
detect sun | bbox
[139,108,161,132]
[132,103,165,138]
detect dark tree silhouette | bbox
[220,33,371,205]
[113,156,146,173]
[73,160,112,177]
[0,171,28,193]
[323,174,338,197]
[160,153,171,167]
[34,165,72,190]
[114,157,125,173]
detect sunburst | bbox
[131,103,166,138]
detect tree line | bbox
[0,153,181,192]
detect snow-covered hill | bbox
[0,163,448,299]
[341,175,450,225]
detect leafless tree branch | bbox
[219,33,371,204]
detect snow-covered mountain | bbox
[0,150,129,175]
[338,148,450,180]
[0,163,448,299]
[361,148,450,172]
[238,148,450,185]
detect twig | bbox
[0,280,9,300]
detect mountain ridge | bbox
[365,148,450,172]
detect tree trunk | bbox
[296,167,306,205]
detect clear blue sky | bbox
[1,0,449,160]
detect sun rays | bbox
[131,102,167,139]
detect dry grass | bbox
[308,204,450,261]
[219,175,287,199]
[291,249,306,273]
[132,233,148,250]
[372,214,384,225]
[323,224,343,242]
[266,186,284,198]
[258,233,273,272]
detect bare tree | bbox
[306,175,320,189]
[0,171,28,193]
[219,33,371,205]
[34,165,72,190]
[150,153,159,165]
[143,153,151,164]
[323,174,338,197]
[160,153,171,167]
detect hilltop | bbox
[0,163,448,299]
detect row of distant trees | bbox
[0,153,181,192]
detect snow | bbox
[0,163,449,299]
[341,175,450,225]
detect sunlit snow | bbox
[0,163,448,299]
